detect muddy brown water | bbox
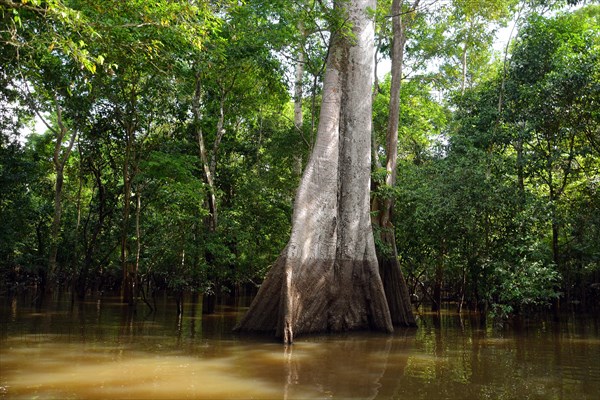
[0,296,598,399]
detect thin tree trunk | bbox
[516,135,525,197]
[384,0,404,198]
[235,0,392,343]
[546,137,560,269]
[193,72,230,313]
[48,165,63,279]
[458,263,467,313]
[135,184,142,300]
[294,24,305,130]
[119,77,147,306]
[371,33,383,171]
[120,124,134,305]
[193,73,220,233]
[73,145,84,298]
[293,31,305,178]
[17,72,76,297]
[461,41,468,95]
[497,2,524,117]
[48,96,77,294]
[432,246,444,312]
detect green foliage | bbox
[0,0,300,299]
[372,76,448,166]
[1,0,597,318]
[394,5,599,316]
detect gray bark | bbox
[235,0,392,343]
[293,36,305,177]
[193,73,219,232]
[372,0,417,327]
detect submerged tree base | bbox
[233,250,393,343]
[376,229,417,327]
[234,0,412,343]
[379,254,417,327]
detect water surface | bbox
[1,296,598,399]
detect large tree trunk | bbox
[372,0,416,327]
[235,0,392,344]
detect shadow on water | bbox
[1,294,599,399]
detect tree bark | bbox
[293,31,305,178]
[119,78,145,306]
[372,0,417,327]
[135,183,142,300]
[47,96,77,293]
[235,0,393,343]
[461,41,468,95]
[294,23,305,132]
[432,244,444,312]
[193,71,231,313]
[120,122,135,305]
[193,72,226,233]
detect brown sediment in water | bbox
[1,298,598,399]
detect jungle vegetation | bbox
[1,0,598,323]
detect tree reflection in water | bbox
[0,296,598,399]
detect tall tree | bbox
[1,0,100,296]
[371,0,418,326]
[235,0,393,343]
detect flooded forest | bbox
[1,0,599,398]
